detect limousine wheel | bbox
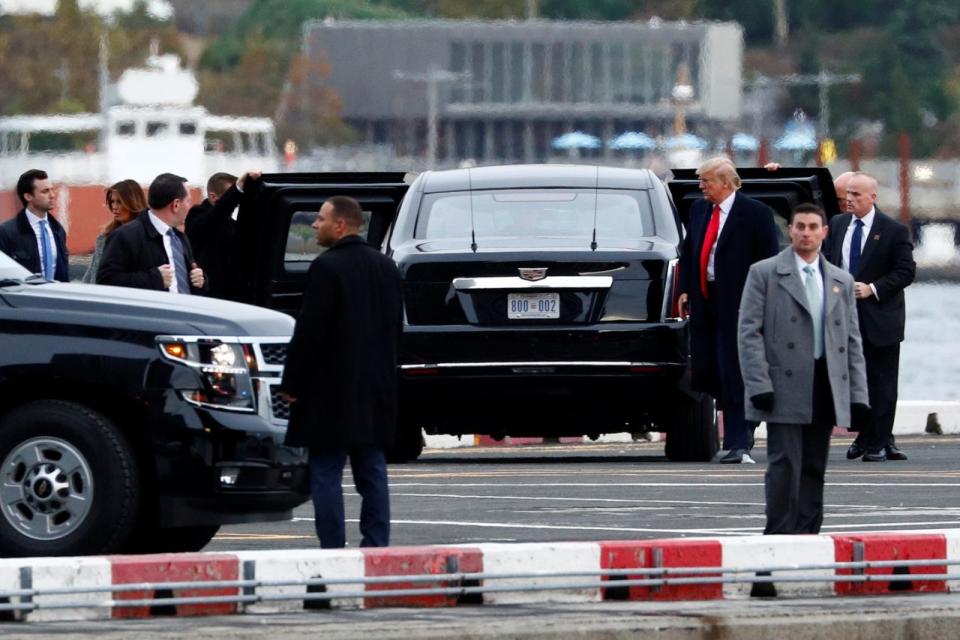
[387,424,424,463]
[664,392,718,462]
[0,400,140,556]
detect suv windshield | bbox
[414,189,655,241]
[0,250,31,281]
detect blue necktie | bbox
[167,230,191,294]
[849,219,864,275]
[38,219,54,280]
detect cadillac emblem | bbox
[519,267,548,282]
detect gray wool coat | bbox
[738,247,869,427]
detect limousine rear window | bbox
[414,189,655,242]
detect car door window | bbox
[284,209,372,271]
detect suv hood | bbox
[0,282,294,337]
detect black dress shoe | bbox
[846,443,865,460]
[750,571,777,598]
[885,444,908,461]
[862,449,887,462]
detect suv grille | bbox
[261,343,288,366]
[270,386,291,421]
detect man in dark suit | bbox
[97,173,207,294]
[185,170,260,299]
[0,169,69,281]
[280,196,403,549]
[826,172,915,462]
[678,157,780,464]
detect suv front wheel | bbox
[0,400,140,556]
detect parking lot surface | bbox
[210,434,960,551]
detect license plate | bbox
[508,293,560,319]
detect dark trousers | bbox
[703,283,751,450]
[308,445,390,549]
[854,342,900,451]
[764,358,834,535]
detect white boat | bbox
[0,52,277,188]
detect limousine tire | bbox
[386,425,424,464]
[0,400,140,556]
[664,392,718,462]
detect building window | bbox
[179,121,198,135]
[146,121,168,137]
[116,121,136,136]
[491,42,505,103]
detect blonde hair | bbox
[696,156,741,190]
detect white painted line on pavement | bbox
[389,492,768,506]
[289,516,756,537]
[389,481,960,487]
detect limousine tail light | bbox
[662,258,684,321]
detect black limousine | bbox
[230,165,838,462]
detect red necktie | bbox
[699,205,721,299]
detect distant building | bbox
[301,19,743,166]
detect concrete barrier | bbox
[4,530,960,622]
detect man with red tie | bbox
[678,157,780,463]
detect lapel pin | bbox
[873,234,880,240]
[832,285,840,294]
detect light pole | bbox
[393,66,471,169]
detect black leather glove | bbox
[850,403,870,431]
[751,392,774,413]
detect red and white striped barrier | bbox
[3,531,960,621]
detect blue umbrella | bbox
[664,133,708,151]
[552,131,601,150]
[731,132,759,152]
[608,131,657,151]
[773,121,817,151]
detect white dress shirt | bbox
[147,210,179,293]
[841,207,878,299]
[25,208,57,278]
[706,190,737,281]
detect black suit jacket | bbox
[679,192,780,392]
[825,209,915,346]
[0,210,70,281]
[281,235,404,449]
[185,182,247,299]
[96,212,207,294]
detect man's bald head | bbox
[834,171,855,211]
[845,172,878,218]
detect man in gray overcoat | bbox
[738,203,869,536]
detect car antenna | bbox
[590,166,599,251]
[467,168,478,252]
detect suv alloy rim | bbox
[0,437,94,540]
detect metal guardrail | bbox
[1,557,958,615]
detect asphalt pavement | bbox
[210,433,960,551]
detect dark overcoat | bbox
[281,235,404,449]
[96,211,207,294]
[185,182,248,299]
[824,209,915,347]
[0,209,69,281]
[678,192,780,393]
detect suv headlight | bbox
[158,337,257,412]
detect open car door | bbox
[667,167,841,248]
[232,172,410,315]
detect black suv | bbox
[232,165,838,463]
[0,252,308,556]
